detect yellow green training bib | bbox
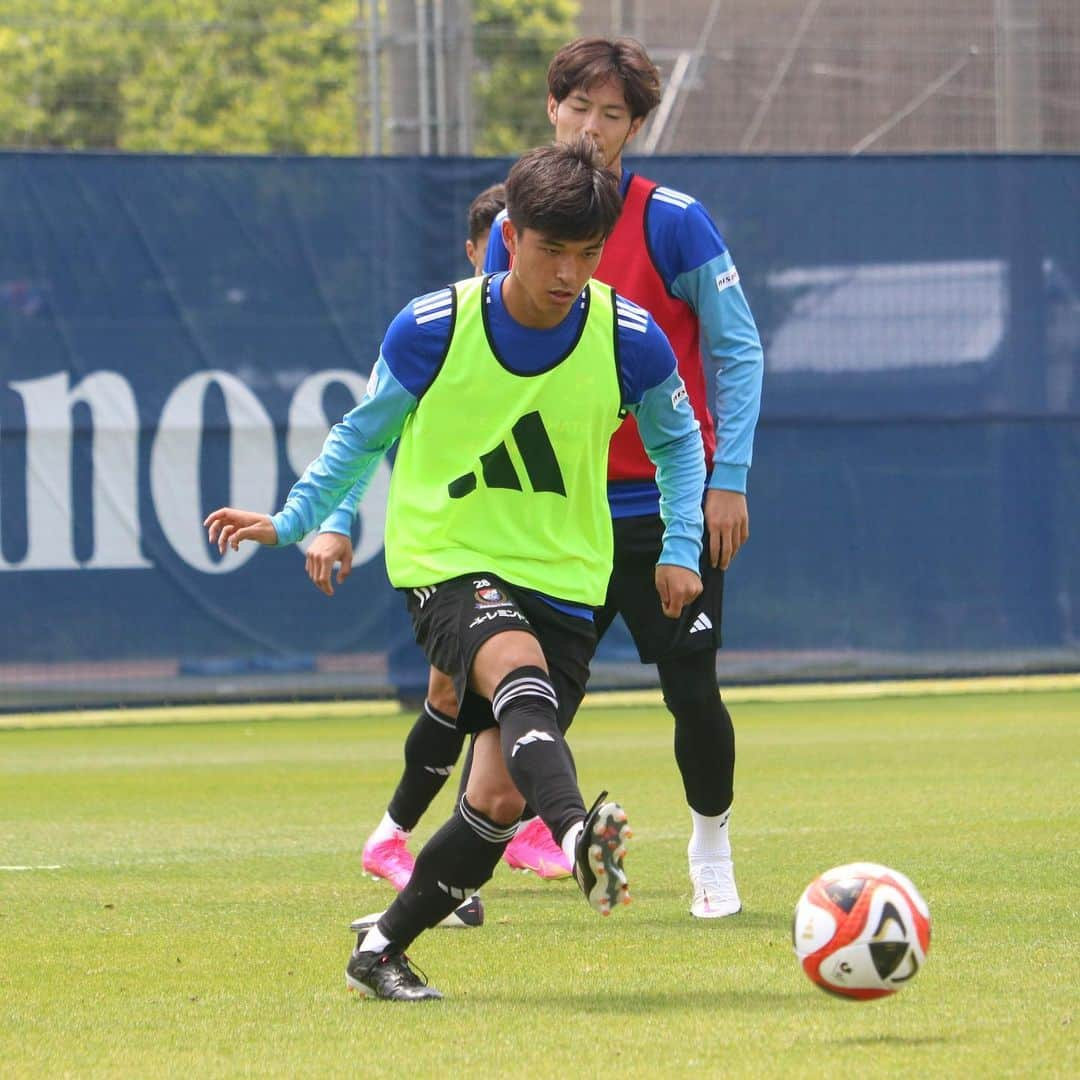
[385,274,623,605]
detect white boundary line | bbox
[1,673,1077,730]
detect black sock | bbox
[378,796,515,949]
[659,651,735,815]
[386,700,466,831]
[494,666,585,846]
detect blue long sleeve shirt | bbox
[272,273,705,588]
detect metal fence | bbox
[2,1,1078,156]
[582,0,1080,153]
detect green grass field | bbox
[2,685,1077,1078]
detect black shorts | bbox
[595,514,723,665]
[404,573,597,735]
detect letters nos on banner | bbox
[0,369,389,574]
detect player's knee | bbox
[462,727,527,825]
[426,669,459,717]
[658,651,725,722]
[464,771,525,825]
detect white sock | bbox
[358,925,391,954]
[369,812,408,844]
[561,822,584,867]
[514,815,537,837]
[688,807,732,862]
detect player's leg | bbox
[497,642,576,877]
[461,730,573,879]
[495,572,627,887]
[656,647,740,917]
[490,590,631,915]
[355,728,520,947]
[361,667,464,889]
[430,583,622,894]
[442,599,592,880]
[348,711,629,999]
[606,513,741,917]
[348,724,513,1002]
[346,576,629,1000]
[500,590,608,879]
[349,581,525,1000]
[356,668,483,930]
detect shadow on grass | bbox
[834,1035,953,1048]
[464,987,808,1010]
[489,905,782,932]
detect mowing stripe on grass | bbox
[1,672,1077,731]
[0,698,403,731]
[585,671,1080,708]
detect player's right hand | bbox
[654,564,703,618]
[204,507,277,553]
[705,488,749,570]
[305,532,354,597]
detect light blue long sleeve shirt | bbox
[272,275,705,581]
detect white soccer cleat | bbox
[690,858,742,918]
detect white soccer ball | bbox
[792,862,931,1000]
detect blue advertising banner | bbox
[1,152,1077,708]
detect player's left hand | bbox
[655,564,703,618]
[204,507,277,553]
[705,489,749,570]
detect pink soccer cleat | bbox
[361,831,415,891]
[503,816,572,879]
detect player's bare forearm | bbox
[705,488,749,570]
[204,508,277,554]
[655,564,703,618]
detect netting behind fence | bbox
[2,2,1078,156]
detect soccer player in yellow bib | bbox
[204,137,706,1001]
[336,40,763,923]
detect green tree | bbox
[0,0,359,153]
[0,0,579,155]
[121,0,359,154]
[0,3,130,148]
[473,0,579,155]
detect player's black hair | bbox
[504,136,621,242]
[467,183,506,244]
[547,37,662,121]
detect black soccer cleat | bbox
[345,947,442,1002]
[573,791,632,916]
[437,892,485,929]
[348,893,484,938]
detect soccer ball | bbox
[792,862,931,1000]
